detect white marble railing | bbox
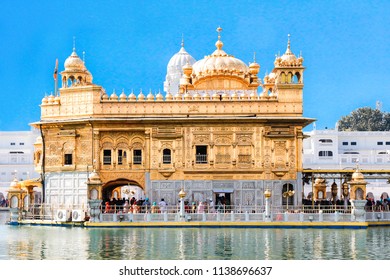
[11,201,386,223]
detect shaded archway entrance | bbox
[102,178,145,204]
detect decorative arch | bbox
[102,178,144,202]
[131,136,145,148]
[355,188,364,200]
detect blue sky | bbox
[1,0,389,131]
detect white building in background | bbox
[303,126,390,199]
[0,129,40,198]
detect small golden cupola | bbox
[348,166,368,200]
[61,43,93,88]
[263,34,305,98]
[180,27,259,93]
[272,34,304,84]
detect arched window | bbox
[292,75,297,83]
[162,149,172,164]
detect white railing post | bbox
[164,212,168,222]
[334,211,339,222]
[319,210,323,222]
[245,211,249,221]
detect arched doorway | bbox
[102,178,145,204]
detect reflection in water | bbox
[0,210,389,260]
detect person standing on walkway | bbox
[158,198,167,213]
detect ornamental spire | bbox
[73,36,76,52]
[215,26,223,50]
[285,34,292,55]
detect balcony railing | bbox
[196,154,208,164]
[103,156,111,165]
[162,155,171,164]
[133,155,142,165]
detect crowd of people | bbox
[102,196,231,214]
[365,193,390,211]
[0,198,8,207]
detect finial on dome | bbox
[73,36,76,52]
[285,34,292,54]
[83,51,85,63]
[181,34,184,48]
[215,26,223,50]
[253,52,257,63]
[217,26,222,39]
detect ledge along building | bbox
[31,28,314,210]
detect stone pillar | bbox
[351,200,366,222]
[88,199,102,222]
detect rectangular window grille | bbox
[377,142,383,145]
[103,150,111,165]
[342,142,348,145]
[162,154,171,164]
[351,142,357,145]
[133,150,142,164]
[195,146,208,164]
[118,149,124,165]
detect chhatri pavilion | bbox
[31,27,313,209]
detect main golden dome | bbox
[192,27,249,75]
[179,27,259,92]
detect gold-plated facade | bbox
[32,29,314,207]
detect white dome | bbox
[64,49,85,71]
[167,46,196,73]
[164,42,196,95]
